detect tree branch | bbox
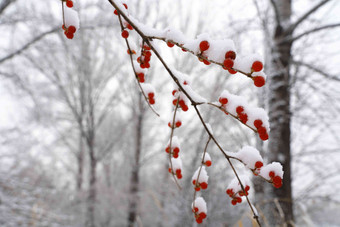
[282,22,340,43]
[286,0,331,33]
[269,0,281,27]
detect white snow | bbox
[259,162,284,180]
[192,197,207,214]
[235,146,263,169]
[64,7,79,30]
[192,166,209,183]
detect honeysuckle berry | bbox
[219,97,228,105]
[66,0,73,8]
[205,160,211,167]
[203,59,210,65]
[236,106,244,114]
[121,30,129,38]
[255,161,263,169]
[225,50,236,60]
[65,31,74,39]
[228,68,237,74]
[254,119,263,128]
[127,24,133,30]
[253,76,265,87]
[259,132,268,141]
[223,58,234,69]
[68,25,76,33]
[199,40,210,52]
[167,41,174,47]
[252,61,263,72]
[239,113,248,124]
[137,73,144,83]
[175,121,182,128]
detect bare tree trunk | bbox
[86,144,97,227]
[127,94,144,227]
[266,0,294,225]
[77,130,84,191]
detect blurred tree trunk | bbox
[77,131,84,191]
[127,93,144,227]
[266,0,294,225]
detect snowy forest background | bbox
[1,0,340,226]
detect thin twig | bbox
[117,14,160,117]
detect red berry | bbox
[173,153,178,158]
[175,121,182,128]
[123,3,128,9]
[257,126,267,135]
[121,30,129,38]
[219,97,228,105]
[68,26,76,33]
[149,98,155,105]
[145,51,152,57]
[172,89,177,96]
[273,177,282,188]
[168,122,172,128]
[194,207,199,213]
[144,62,150,68]
[148,92,154,99]
[225,51,236,60]
[245,185,250,191]
[143,45,151,50]
[62,24,66,30]
[195,187,200,191]
[223,58,234,69]
[181,48,187,52]
[66,0,73,8]
[168,168,172,173]
[137,73,144,83]
[205,160,211,167]
[254,76,265,87]
[200,212,207,219]
[196,217,203,224]
[199,40,210,52]
[192,180,196,185]
[259,132,269,141]
[127,24,133,30]
[172,99,178,106]
[236,197,242,203]
[200,182,208,189]
[239,113,248,124]
[65,32,74,39]
[173,147,180,154]
[176,169,181,175]
[167,41,174,47]
[236,106,244,114]
[165,146,170,153]
[228,68,237,74]
[231,200,237,206]
[269,171,275,178]
[181,105,188,112]
[255,161,263,169]
[252,61,263,72]
[114,10,118,15]
[177,173,182,179]
[254,119,263,128]
[178,99,185,107]
[203,59,210,65]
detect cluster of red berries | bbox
[197,40,211,65]
[65,0,73,8]
[226,185,250,206]
[62,25,76,39]
[172,90,189,111]
[223,51,237,74]
[252,161,263,176]
[192,179,208,191]
[168,167,182,179]
[253,119,269,141]
[165,146,180,158]
[251,61,265,87]
[114,3,128,15]
[168,119,182,128]
[137,45,152,69]
[147,91,155,105]
[269,171,282,188]
[236,106,248,124]
[192,207,207,224]
[137,73,145,83]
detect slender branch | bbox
[0,27,59,64]
[286,0,332,33]
[292,59,340,82]
[117,14,160,117]
[168,97,182,190]
[281,22,340,43]
[0,0,16,15]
